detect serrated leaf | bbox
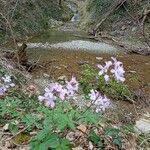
[57,114,68,130]
[44,134,59,148]
[113,136,122,148]
[35,128,50,141]
[89,131,103,147]
[9,122,18,134]
[56,139,71,150]
[104,128,120,137]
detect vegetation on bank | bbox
[0,57,149,149]
[0,0,73,44]
[80,0,150,43]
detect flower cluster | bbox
[38,76,79,108]
[89,89,111,113]
[97,57,125,82]
[89,89,111,112]
[0,75,15,96]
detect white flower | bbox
[2,75,11,83]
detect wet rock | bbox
[96,57,103,60]
[43,73,50,78]
[58,75,67,81]
[121,25,127,30]
[132,27,137,32]
[134,114,150,134]
[78,60,89,65]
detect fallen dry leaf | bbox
[3,124,9,131]
[77,124,87,133]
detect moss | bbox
[13,133,31,145]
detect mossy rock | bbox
[13,133,31,145]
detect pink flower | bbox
[111,57,125,82]
[97,61,112,76]
[0,86,7,96]
[89,89,99,101]
[59,88,68,100]
[66,76,79,97]
[104,74,109,82]
[38,77,79,108]
[38,92,56,108]
[89,90,111,112]
[45,99,55,108]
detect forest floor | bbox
[0,1,150,150]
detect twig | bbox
[27,55,41,72]
[0,12,18,50]
[140,137,150,147]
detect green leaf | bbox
[8,122,18,134]
[89,130,103,147]
[44,134,59,148]
[31,133,60,150]
[104,128,120,137]
[22,113,42,128]
[113,136,122,148]
[35,128,50,141]
[57,114,68,130]
[81,110,100,125]
[56,139,71,150]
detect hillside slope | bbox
[79,0,150,44]
[0,0,73,43]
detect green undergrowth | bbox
[80,64,133,100]
[0,63,149,149]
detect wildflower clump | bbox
[38,76,79,108]
[98,57,125,82]
[0,75,15,96]
[38,58,131,113]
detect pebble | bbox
[58,75,67,81]
[134,113,150,135]
[96,57,103,60]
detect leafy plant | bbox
[0,97,21,119]
[31,133,71,150]
[97,78,132,100]
[89,130,103,148]
[80,64,97,94]
[104,128,122,148]
[80,61,133,101]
